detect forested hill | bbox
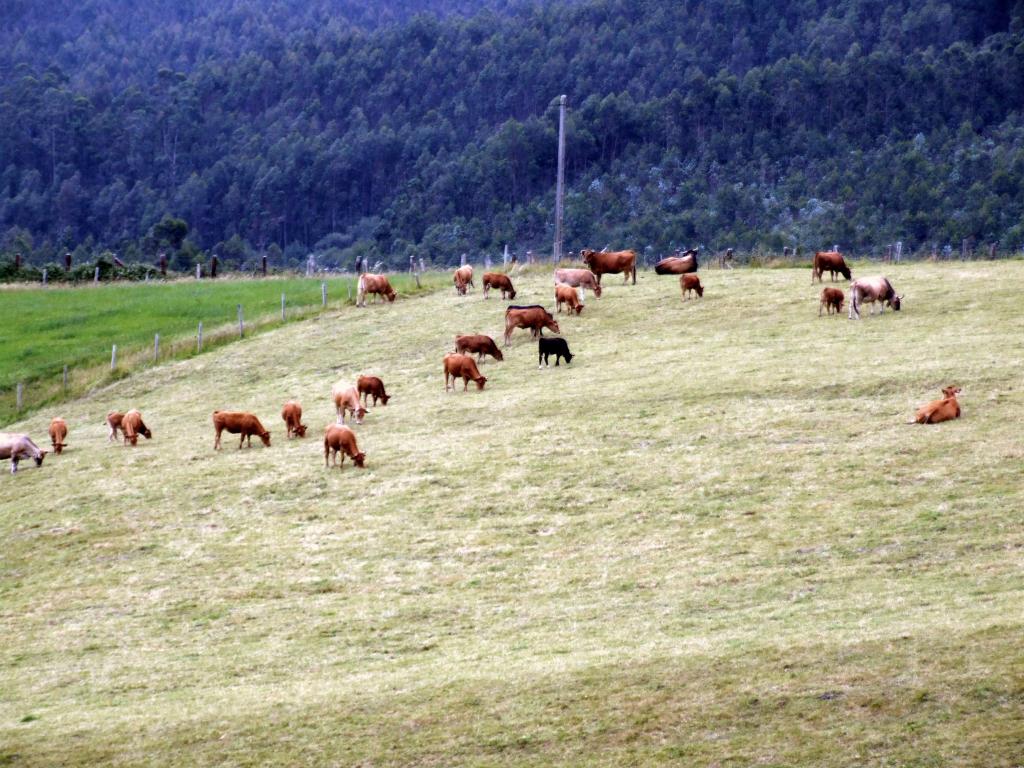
[1,0,1022,272]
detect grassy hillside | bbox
[2,262,1023,766]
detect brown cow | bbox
[581,248,636,285]
[554,268,602,298]
[680,274,704,300]
[213,411,270,449]
[819,287,844,316]
[356,273,396,306]
[504,305,560,346]
[106,411,124,442]
[49,417,68,454]
[655,249,699,275]
[453,265,474,295]
[357,375,390,406]
[444,353,487,391]
[281,401,307,438]
[849,276,902,319]
[555,284,584,314]
[482,272,516,299]
[324,424,366,469]
[0,433,46,473]
[812,251,851,282]
[454,334,504,362]
[912,386,962,424]
[122,409,152,446]
[331,382,367,425]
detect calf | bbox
[331,382,367,424]
[680,274,703,300]
[504,305,561,346]
[455,334,504,362]
[538,337,573,367]
[324,424,366,469]
[213,411,270,449]
[482,272,517,299]
[122,409,152,446]
[444,353,487,391]
[453,265,474,295]
[912,386,962,424]
[281,401,307,438]
[819,287,844,316]
[49,417,68,454]
[0,433,47,474]
[357,375,390,406]
[106,411,124,442]
[555,284,584,314]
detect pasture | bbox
[2,261,1023,766]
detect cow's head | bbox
[942,386,962,399]
[260,431,271,447]
[53,442,64,455]
[546,319,562,335]
[34,450,48,467]
[385,287,397,303]
[839,264,852,280]
[356,407,367,423]
[581,249,595,266]
[474,376,488,390]
[507,287,517,299]
[564,351,574,364]
[574,303,584,314]
[379,393,390,405]
[141,426,152,439]
[353,451,366,468]
[694,283,704,297]
[294,424,308,437]
[890,294,903,311]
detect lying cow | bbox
[482,272,517,299]
[680,274,703,300]
[555,284,584,314]
[812,251,851,282]
[581,248,636,285]
[444,353,487,391]
[213,411,270,449]
[655,249,698,275]
[504,305,560,346]
[356,273,396,306]
[453,265,474,295]
[538,337,573,367]
[331,382,367,425]
[324,424,366,469]
[849,276,903,319]
[819,287,844,316]
[122,409,152,446]
[455,334,504,362]
[106,411,124,442]
[0,433,47,473]
[554,268,602,298]
[49,417,68,454]
[281,401,307,438]
[357,375,390,406]
[912,386,962,424]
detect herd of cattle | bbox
[0,248,959,475]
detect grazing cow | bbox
[819,287,844,316]
[324,424,366,469]
[581,248,637,285]
[482,272,517,299]
[680,274,704,300]
[655,249,699,275]
[357,375,390,406]
[455,334,504,362]
[554,268,602,298]
[504,305,561,346]
[49,417,68,454]
[356,273,396,306]
[444,353,487,391]
[453,265,474,295]
[538,337,573,367]
[281,401,307,438]
[122,409,152,446]
[331,382,367,425]
[912,386,962,425]
[555,284,584,314]
[106,411,124,442]
[812,251,851,282]
[849,276,903,319]
[213,411,270,450]
[0,433,47,473]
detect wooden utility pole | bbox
[553,94,567,263]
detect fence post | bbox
[63,365,68,394]
[281,293,286,321]
[94,266,100,283]
[153,333,160,362]
[16,383,23,411]
[347,283,352,301]
[42,268,47,285]
[111,344,117,370]
[237,304,244,338]
[322,282,327,307]
[197,321,203,351]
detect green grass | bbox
[1,262,1023,766]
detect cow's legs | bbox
[214,428,221,450]
[463,376,469,392]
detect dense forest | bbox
[1,0,1022,273]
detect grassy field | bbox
[1,261,1023,766]
[0,273,444,425]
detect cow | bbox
[453,265,474,295]
[106,411,124,442]
[554,268,602,298]
[482,272,516,299]
[213,411,270,450]
[655,249,699,275]
[680,274,704,300]
[357,375,390,406]
[849,276,903,319]
[356,273,396,306]
[331,382,367,425]
[444,353,487,391]
[122,409,152,446]
[912,386,962,425]
[454,334,504,362]
[581,248,637,285]
[504,305,561,346]
[812,251,851,282]
[555,284,584,314]
[819,287,844,316]
[281,401,307,438]
[49,417,68,454]
[0,433,47,474]
[538,337,573,367]
[324,424,366,469]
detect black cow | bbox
[539,337,574,367]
